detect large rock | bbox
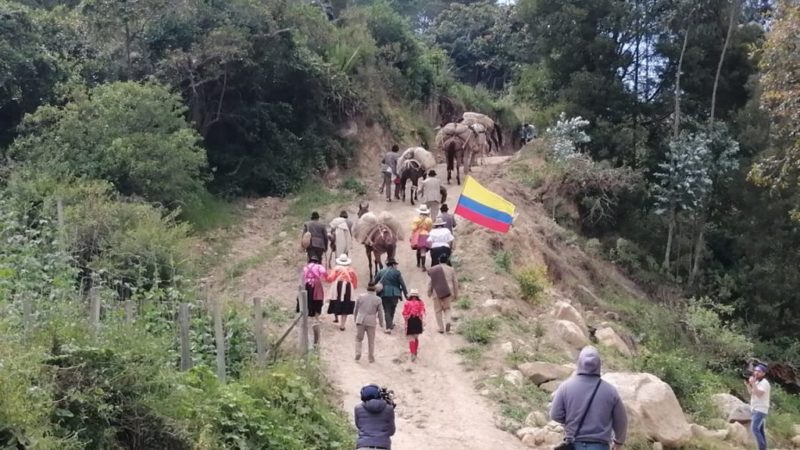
[603,372,692,447]
[554,301,587,333]
[525,411,549,427]
[540,380,562,393]
[554,320,590,349]
[727,422,754,447]
[517,427,563,447]
[710,393,751,423]
[791,435,800,448]
[519,362,574,385]
[504,370,524,387]
[595,327,632,356]
[690,423,728,441]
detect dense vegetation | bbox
[2,0,800,447]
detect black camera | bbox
[378,387,396,408]
[742,368,753,379]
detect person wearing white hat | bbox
[325,254,358,331]
[402,288,426,362]
[427,218,454,268]
[410,205,433,270]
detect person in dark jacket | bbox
[355,384,395,450]
[372,259,408,334]
[303,211,328,263]
[550,346,628,450]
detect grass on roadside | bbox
[181,190,241,232]
[287,183,352,219]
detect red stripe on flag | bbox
[455,204,511,233]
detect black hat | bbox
[386,259,398,266]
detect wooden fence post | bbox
[179,302,193,371]
[21,296,32,332]
[213,299,226,382]
[298,289,309,356]
[89,286,101,337]
[253,297,266,366]
[56,198,66,250]
[124,300,135,323]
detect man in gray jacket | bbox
[354,282,385,363]
[550,346,628,450]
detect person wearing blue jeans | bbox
[550,347,628,450]
[747,363,771,450]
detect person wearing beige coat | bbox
[418,170,443,223]
[353,282,385,363]
[426,255,458,333]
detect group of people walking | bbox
[300,249,460,363]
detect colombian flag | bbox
[454,176,516,233]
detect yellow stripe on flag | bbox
[461,176,516,216]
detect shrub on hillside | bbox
[4,174,194,303]
[10,82,208,207]
[460,317,499,344]
[515,265,549,303]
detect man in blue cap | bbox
[746,363,771,450]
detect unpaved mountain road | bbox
[314,156,525,450]
[213,156,524,449]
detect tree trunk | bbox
[710,0,739,125]
[124,21,132,80]
[689,214,706,287]
[673,18,693,139]
[663,211,675,269]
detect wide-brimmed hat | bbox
[335,254,352,266]
[417,205,430,215]
[409,288,420,297]
[434,218,446,227]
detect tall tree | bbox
[749,0,800,220]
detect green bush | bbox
[515,266,549,303]
[10,82,208,207]
[341,177,368,196]
[494,250,513,273]
[460,317,500,344]
[163,363,354,450]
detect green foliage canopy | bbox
[10,82,207,207]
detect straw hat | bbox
[434,218,446,227]
[335,254,352,266]
[416,204,430,215]
[409,288,420,297]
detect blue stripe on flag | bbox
[458,196,514,224]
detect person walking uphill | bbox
[302,211,328,263]
[402,289,426,362]
[299,255,327,347]
[325,254,358,331]
[410,205,433,270]
[353,282,385,363]
[355,384,395,450]
[373,259,408,334]
[427,254,458,334]
[551,346,628,450]
[380,144,401,201]
[418,170,443,223]
[427,218,455,267]
[746,363,771,450]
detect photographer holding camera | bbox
[745,364,770,450]
[355,384,396,450]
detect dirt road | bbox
[315,157,524,450]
